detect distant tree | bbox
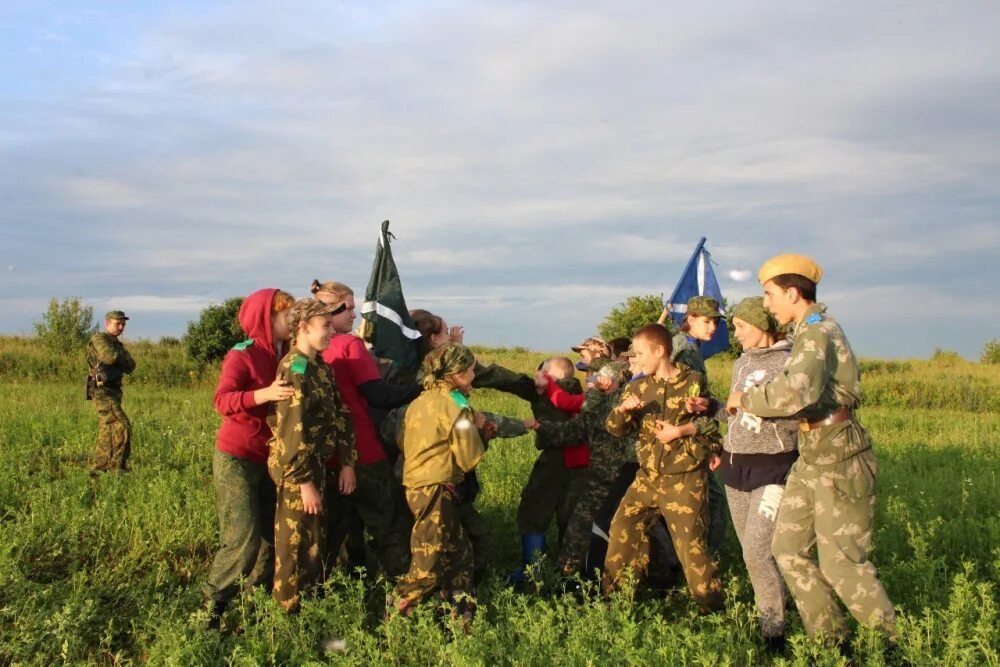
[158,336,182,347]
[34,297,97,353]
[720,296,742,360]
[183,297,245,365]
[981,339,1000,365]
[598,294,671,340]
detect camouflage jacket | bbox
[607,364,721,478]
[267,351,356,486]
[383,405,527,449]
[472,362,582,446]
[399,382,485,489]
[86,331,136,396]
[742,304,871,465]
[672,332,707,377]
[536,386,632,482]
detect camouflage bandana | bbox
[288,298,339,338]
[421,343,476,389]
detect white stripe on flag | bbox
[697,250,706,296]
[666,304,688,314]
[361,301,422,339]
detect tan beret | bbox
[758,254,823,285]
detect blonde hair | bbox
[310,279,353,304]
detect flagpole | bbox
[657,237,707,325]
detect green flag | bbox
[360,220,420,370]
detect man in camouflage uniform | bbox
[269,300,356,613]
[603,324,724,612]
[86,310,136,472]
[391,344,484,618]
[729,254,896,646]
[534,359,632,576]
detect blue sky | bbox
[1,1,998,358]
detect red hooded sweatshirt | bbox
[213,288,286,464]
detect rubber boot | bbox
[507,533,546,584]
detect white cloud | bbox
[2,1,999,357]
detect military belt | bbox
[799,407,853,432]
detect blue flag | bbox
[664,237,729,359]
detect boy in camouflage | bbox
[472,356,589,581]
[728,254,896,647]
[86,311,136,472]
[603,323,724,612]
[534,359,633,576]
[268,299,356,613]
[390,344,485,619]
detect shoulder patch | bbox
[449,389,470,409]
[232,338,254,351]
[805,313,823,325]
[290,355,309,375]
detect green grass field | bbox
[0,338,998,665]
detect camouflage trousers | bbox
[93,395,131,471]
[321,468,356,575]
[558,471,614,576]
[273,478,325,613]
[457,501,491,583]
[393,484,474,608]
[707,471,729,554]
[603,467,723,611]
[329,461,410,577]
[516,448,585,542]
[772,451,896,643]
[202,451,276,611]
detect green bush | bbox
[598,294,669,340]
[981,339,1000,365]
[183,297,245,365]
[931,348,964,366]
[33,297,97,353]
[159,336,182,347]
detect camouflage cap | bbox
[620,346,636,358]
[588,356,614,373]
[595,360,630,384]
[105,310,129,321]
[288,298,340,334]
[687,296,721,318]
[758,253,823,285]
[731,296,777,333]
[571,336,611,357]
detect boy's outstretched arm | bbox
[471,361,538,403]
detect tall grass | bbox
[0,342,998,664]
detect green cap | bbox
[588,356,613,373]
[595,361,630,384]
[687,296,721,318]
[105,310,129,321]
[731,297,777,333]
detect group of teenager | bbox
[194,252,897,655]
